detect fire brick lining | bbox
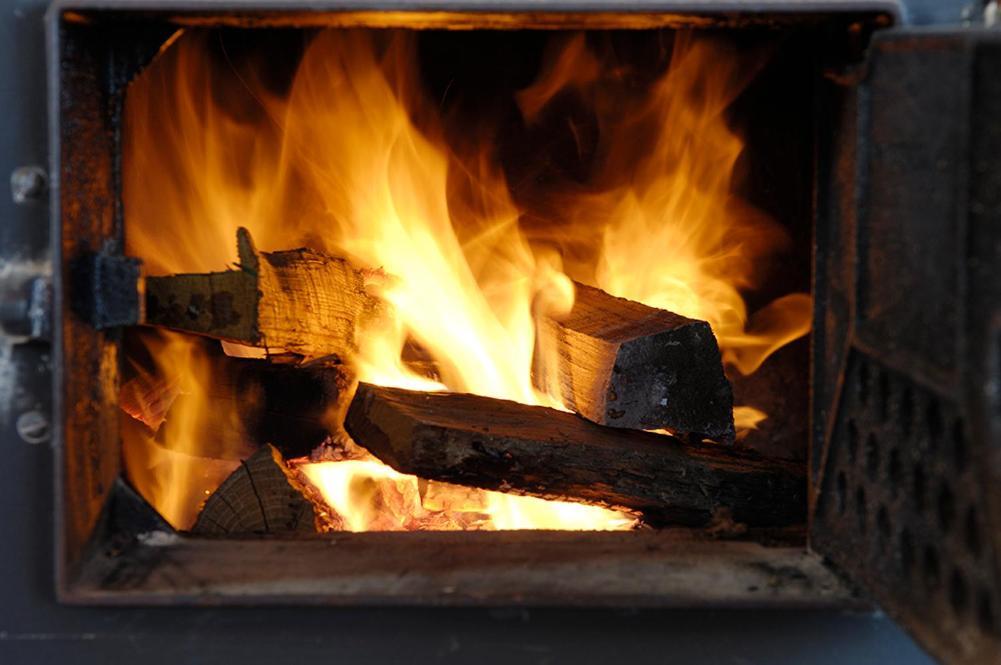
[814,350,1001,658]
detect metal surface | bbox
[810,28,1001,665]
[70,253,141,329]
[48,0,908,18]
[10,165,49,204]
[0,270,51,341]
[51,8,827,607]
[38,0,983,26]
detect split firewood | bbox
[345,383,805,527]
[144,228,390,361]
[192,444,338,535]
[537,283,735,443]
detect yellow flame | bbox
[122,29,810,532]
[514,33,811,377]
[299,459,635,531]
[120,332,246,529]
[124,30,628,530]
[733,405,768,431]
[273,31,573,406]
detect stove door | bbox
[810,27,1001,664]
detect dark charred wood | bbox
[103,476,175,540]
[144,227,389,361]
[120,331,353,460]
[538,283,735,443]
[227,359,355,459]
[345,383,805,527]
[729,338,809,461]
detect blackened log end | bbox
[607,321,735,442]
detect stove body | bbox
[2,0,998,663]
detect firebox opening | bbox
[116,22,825,537]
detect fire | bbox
[299,459,635,531]
[517,32,811,377]
[122,28,810,532]
[120,331,246,529]
[733,405,768,435]
[275,31,572,406]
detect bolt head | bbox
[10,165,48,204]
[16,410,50,444]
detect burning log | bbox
[119,334,354,459]
[227,359,356,459]
[192,444,335,535]
[538,283,735,443]
[345,383,805,527]
[144,228,389,361]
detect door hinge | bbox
[0,262,51,343]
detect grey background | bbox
[1,0,971,662]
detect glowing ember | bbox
[298,458,636,532]
[122,28,810,531]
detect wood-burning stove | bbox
[0,1,992,663]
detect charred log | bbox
[538,283,735,442]
[144,228,389,361]
[119,332,354,459]
[345,383,805,527]
[729,338,810,461]
[226,359,355,459]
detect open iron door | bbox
[810,26,1001,664]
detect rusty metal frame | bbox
[48,0,895,606]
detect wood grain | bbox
[539,283,735,442]
[144,228,388,361]
[192,445,323,535]
[71,528,857,608]
[345,383,805,527]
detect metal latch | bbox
[0,261,51,343]
[2,165,51,343]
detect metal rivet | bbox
[16,410,50,444]
[986,1,999,28]
[10,165,48,204]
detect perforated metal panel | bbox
[811,29,1001,665]
[814,352,1001,661]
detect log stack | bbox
[132,235,803,531]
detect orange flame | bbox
[122,28,809,532]
[515,33,811,376]
[120,331,247,529]
[275,31,573,405]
